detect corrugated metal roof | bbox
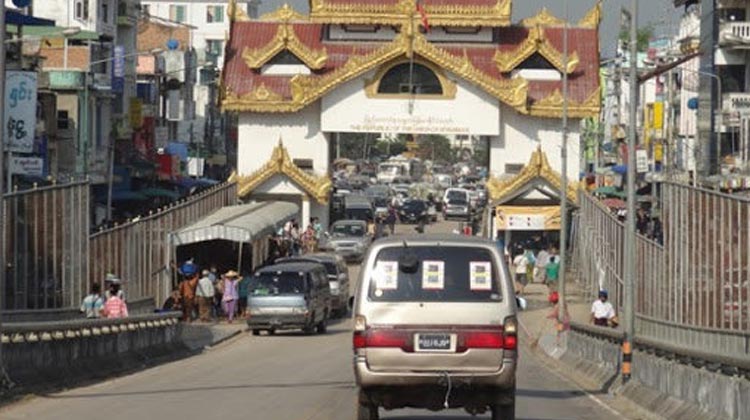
[172,201,298,246]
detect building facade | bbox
[221,0,601,227]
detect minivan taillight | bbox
[503,316,518,350]
[353,329,411,351]
[461,331,504,349]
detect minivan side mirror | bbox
[516,297,528,311]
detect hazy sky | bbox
[256,0,679,56]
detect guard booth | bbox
[168,201,298,292]
[484,148,577,255]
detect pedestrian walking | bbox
[512,251,529,295]
[237,274,251,319]
[302,225,317,254]
[104,273,125,300]
[386,206,397,235]
[179,267,199,322]
[534,248,550,284]
[196,269,215,322]
[545,247,560,292]
[222,271,240,323]
[80,283,104,318]
[102,283,128,319]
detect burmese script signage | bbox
[321,76,500,135]
[495,206,561,231]
[348,114,474,134]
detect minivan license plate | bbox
[416,333,454,352]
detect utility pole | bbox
[0,2,7,385]
[622,0,639,383]
[558,0,569,327]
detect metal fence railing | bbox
[2,181,237,311]
[89,182,237,306]
[574,182,750,360]
[3,181,90,310]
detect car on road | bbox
[398,199,429,224]
[444,196,471,221]
[344,195,374,222]
[247,262,332,335]
[275,253,350,317]
[352,234,522,420]
[319,219,372,262]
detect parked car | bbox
[319,219,372,262]
[275,253,350,317]
[247,262,332,335]
[352,234,525,420]
[444,197,471,221]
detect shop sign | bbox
[4,71,37,153]
[10,156,44,176]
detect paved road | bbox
[1,219,625,420]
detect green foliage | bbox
[619,24,654,52]
[417,134,454,163]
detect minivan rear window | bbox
[251,272,306,295]
[368,246,501,302]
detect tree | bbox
[619,24,654,53]
[417,135,454,163]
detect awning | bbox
[172,201,299,246]
[11,25,99,40]
[5,11,55,26]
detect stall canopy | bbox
[172,201,298,246]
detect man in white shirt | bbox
[512,251,529,294]
[196,269,216,322]
[534,249,550,284]
[590,290,617,327]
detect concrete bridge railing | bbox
[0,311,183,388]
[565,321,750,420]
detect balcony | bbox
[117,1,136,26]
[719,21,750,48]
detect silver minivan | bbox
[352,234,521,420]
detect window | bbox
[377,63,443,95]
[206,5,224,23]
[75,0,89,20]
[293,158,313,170]
[169,5,186,23]
[517,53,555,70]
[205,40,224,57]
[57,111,70,130]
[718,65,746,94]
[101,1,109,23]
[368,246,501,303]
[505,164,524,174]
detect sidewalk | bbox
[517,281,590,352]
[181,322,247,351]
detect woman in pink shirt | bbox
[102,283,129,318]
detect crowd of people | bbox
[271,217,324,257]
[163,262,251,324]
[79,274,129,319]
[508,241,561,297]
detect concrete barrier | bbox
[558,322,750,420]
[1,312,183,388]
[1,297,157,323]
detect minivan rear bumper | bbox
[247,314,309,330]
[354,355,516,388]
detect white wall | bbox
[321,69,501,136]
[238,101,330,178]
[489,106,582,181]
